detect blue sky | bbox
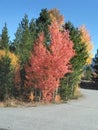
[0,0,98,56]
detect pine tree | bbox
[36,8,52,46]
[60,21,88,100]
[14,14,32,66]
[0,55,14,100]
[13,23,23,51]
[29,18,37,44]
[13,14,34,95]
[0,23,9,50]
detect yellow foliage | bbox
[79,25,93,64]
[49,13,56,22]
[0,50,19,68]
[79,25,93,52]
[48,8,64,26]
[86,53,94,64]
[73,85,82,97]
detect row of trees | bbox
[0,8,94,102]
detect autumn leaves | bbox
[0,9,93,102]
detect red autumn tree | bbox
[24,22,75,102]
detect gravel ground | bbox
[0,88,98,130]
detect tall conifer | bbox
[60,21,88,100]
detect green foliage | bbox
[36,8,52,46]
[93,49,98,76]
[60,76,73,100]
[82,65,93,80]
[0,55,14,101]
[0,23,9,50]
[13,10,52,97]
[29,18,37,43]
[0,9,93,102]
[14,14,33,66]
[13,15,37,96]
[60,21,88,99]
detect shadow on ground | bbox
[0,129,9,130]
[80,79,98,90]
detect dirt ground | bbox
[0,89,98,130]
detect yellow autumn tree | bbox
[48,8,64,27]
[79,25,93,64]
[0,50,19,68]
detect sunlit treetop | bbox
[48,8,64,26]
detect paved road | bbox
[0,89,98,130]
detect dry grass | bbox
[3,98,36,107]
[0,88,82,108]
[74,86,82,97]
[0,102,4,107]
[0,98,52,108]
[0,98,67,108]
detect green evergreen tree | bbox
[13,14,33,95]
[0,23,9,50]
[60,21,88,100]
[29,18,37,43]
[14,14,33,66]
[93,49,98,77]
[36,8,52,46]
[0,55,14,100]
[13,23,22,51]
[14,10,51,64]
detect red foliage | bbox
[25,22,75,102]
